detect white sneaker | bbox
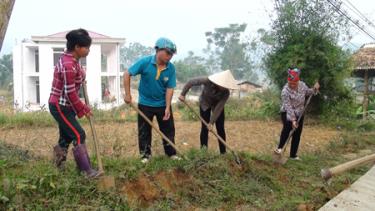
[274,148,282,154]
[290,156,301,161]
[141,157,149,164]
[170,155,182,161]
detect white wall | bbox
[86,44,102,105]
[12,44,22,109]
[38,44,55,108]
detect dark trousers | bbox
[200,106,226,154]
[278,112,304,158]
[49,103,86,149]
[138,104,176,158]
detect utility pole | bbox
[0,0,15,51]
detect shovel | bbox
[181,100,242,165]
[273,94,313,165]
[82,82,115,191]
[129,102,187,160]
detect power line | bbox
[343,41,359,50]
[342,0,375,30]
[325,0,375,41]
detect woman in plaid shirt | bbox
[274,68,319,160]
[49,29,100,178]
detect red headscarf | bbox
[287,68,300,82]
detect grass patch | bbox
[1,132,374,210]
[1,89,282,129]
[0,105,138,129]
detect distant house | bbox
[12,30,125,111]
[352,43,375,119]
[233,80,263,98]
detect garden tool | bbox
[273,94,313,165]
[82,82,115,191]
[53,145,68,170]
[181,100,242,165]
[129,102,187,160]
[321,153,375,181]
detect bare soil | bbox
[0,120,339,159]
[120,169,193,207]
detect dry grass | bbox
[0,120,339,159]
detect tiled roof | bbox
[353,43,375,70]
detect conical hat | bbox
[208,70,239,90]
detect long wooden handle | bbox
[182,101,236,152]
[129,103,185,158]
[281,94,313,152]
[82,82,104,173]
[181,100,241,164]
[321,153,375,180]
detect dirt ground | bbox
[0,120,339,159]
[0,120,342,208]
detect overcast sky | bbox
[2,0,375,59]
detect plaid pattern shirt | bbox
[48,53,89,118]
[280,81,315,121]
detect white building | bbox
[13,30,125,111]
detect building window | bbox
[101,76,116,103]
[101,54,107,72]
[53,48,64,65]
[35,49,39,72]
[36,80,40,103]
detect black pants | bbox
[138,104,176,158]
[49,103,86,149]
[200,106,226,154]
[278,112,304,158]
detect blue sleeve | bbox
[167,65,176,88]
[128,57,146,76]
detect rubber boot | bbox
[73,144,101,178]
[53,145,68,170]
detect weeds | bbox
[1,133,374,210]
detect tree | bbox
[205,24,258,82]
[0,54,12,89]
[174,51,209,83]
[120,42,154,69]
[246,28,275,84]
[0,0,15,51]
[264,0,353,112]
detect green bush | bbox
[225,89,281,120]
[319,97,363,130]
